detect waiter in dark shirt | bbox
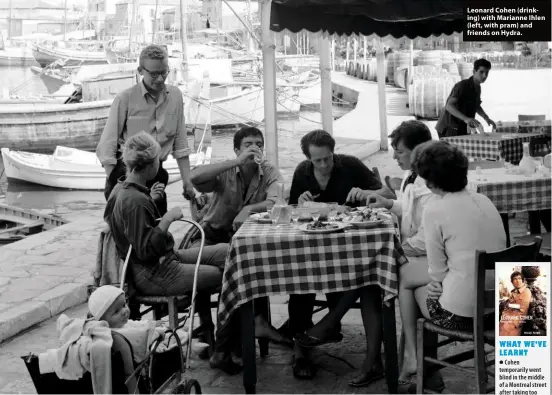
[285,129,394,380]
[436,58,496,137]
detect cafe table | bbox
[217,218,407,394]
[442,132,546,164]
[467,164,552,245]
[496,119,551,136]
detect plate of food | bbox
[250,212,273,224]
[334,207,390,228]
[297,221,349,234]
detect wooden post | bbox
[376,38,388,150]
[7,0,12,39]
[179,0,188,80]
[128,0,135,55]
[331,37,335,71]
[353,36,357,64]
[319,36,333,135]
[363,35,367,63]
[408,39,414,94]
[260,0,278,167]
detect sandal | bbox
[348,370,385,387]
[292,356,316,380]
[296,331,343,348]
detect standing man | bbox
[96,45,195,213]
[436,58,496,138]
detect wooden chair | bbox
[415,237,542,394]
[518,114,551,157]
[514,233,551,258]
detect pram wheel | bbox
[172,379,201,394]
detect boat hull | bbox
[1,146,210,190]
[0,50,38,66]
[32,44,107,68]
[0,100,112,153]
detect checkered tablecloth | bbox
[217,220,407,331]
[496,120,551,135]
[443,132,545,164]
[467,168,552,213]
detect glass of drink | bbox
[270,205,282,227]
[289,204,300,227]
[254,153,264,164]
[327,202,339,221]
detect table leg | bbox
[528,211,542,234]
[382,299,399,394]
[241,301,256,394]
[500,213,511,247]
[255,296,270,357]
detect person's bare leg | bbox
[398,261,431,381]
[254,315,293,345]
[302,289,360,340]
[351,285,384,385]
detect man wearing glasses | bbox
[96,44,194,214]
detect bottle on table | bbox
[272,183,291,225]
[518,142,536,176]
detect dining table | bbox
[467,164,552,245]
[442,132,546,164]
[217,217,407,393]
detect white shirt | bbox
[422,189,506,317]
[390,170,439,257]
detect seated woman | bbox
[104,132,288,376]
[399,140,506,386]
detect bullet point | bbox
[499,361,504,364]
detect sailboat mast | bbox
[180,0,188,79]
[128,0,135,54]
[63,0,68,40]
[245,0,255,53]
[152,0,159,43]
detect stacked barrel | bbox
[408,74,460,119]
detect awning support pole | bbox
[320,36,333,135]
[260,0,278,167]
[376,38,388,150]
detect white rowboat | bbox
[1,146,212,190]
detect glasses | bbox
[142,67,170,79]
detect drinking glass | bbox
[311,208,321,222]
[270,205,282,227]
[327,202,339,221]
[254,153,264,164]
[289,204,300,227]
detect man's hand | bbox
[346,187,370,204]
[465,118,481,128]
[485,117,496,130]
[236,146,261,166]
[150,182,166,202]
[182,179,195,201]
[366,193,393,210]
[232,206,251,231]
[298,191,315,205]
[427,281,443,300]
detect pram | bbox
[22,219,207,394]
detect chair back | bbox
[474,237,543,334]
[518,114,546,121]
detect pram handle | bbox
[119,218,206,371]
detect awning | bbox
[270,0,464,38]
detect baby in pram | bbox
[89,285,208,363]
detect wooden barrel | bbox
[386,52,398,84]
[408,76,458,119]
[440,50,454,65]
[457,62,472,80]
[443,62,459,75]
[394,66,409,89]
[417,50,443,69]
[394,52,412,87]
[365,59,377,80]
[355,63,362,78]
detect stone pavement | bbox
[1,295,486,394]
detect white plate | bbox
[345,220,385,229]
[297,222,350,234]
[250,213,273,224]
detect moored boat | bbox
[0,46,37,67]
[1,145,213,190]
[32,41,108,68]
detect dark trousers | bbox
[104,159,169,216]
[288,292,344,336]
[439,125,468,138]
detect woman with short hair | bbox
[104,132,243,375]
[398,140,506,386]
